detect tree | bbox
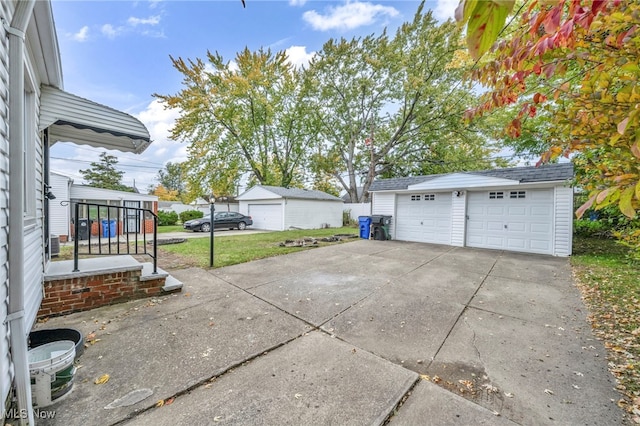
[305,4,505,203]
[456,0,640,252]
[157,162,186,195]
[80,152,132,192]
[149,184,180,201]
[155,47,315,192]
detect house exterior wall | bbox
[554,186,574,256]
[24,8,46,354]
[283,199,343,229]
[49,173,70,240]
[0,0,14,408]
[371,192,396,238]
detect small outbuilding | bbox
[369,163,574,256]
[237,185,344,231]
[49,172,158,241]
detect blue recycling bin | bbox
[358,216,372,239]
[101,219,117,238]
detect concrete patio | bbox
[28,240,624,425]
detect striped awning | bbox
[39,85,151,154]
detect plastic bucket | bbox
[29,340,76,407]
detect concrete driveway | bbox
[33,240,624,426]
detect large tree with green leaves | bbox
[155,47,315,193]
[80,152,132,192]
[305,3,505,203]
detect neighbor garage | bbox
[237,185,344,231]
[369,163,574,256]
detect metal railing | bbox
[72,202,158,274]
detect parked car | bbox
[183,212,253,232]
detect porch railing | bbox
[72,202,158,274]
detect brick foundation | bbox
[39,270,166,318]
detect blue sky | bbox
[50,0,458,191]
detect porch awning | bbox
[39,85,151,154]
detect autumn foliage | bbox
[458,0,640,243]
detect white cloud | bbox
[433,0,458,21]
[135,100,186,163]
[285,46,315,68]
[72,26,90,42]
[302,1,399,31]
[127,15,161,26]
[289,0,307,6]
[101,24,122,39]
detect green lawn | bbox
[571,236,640,415]
[157,225,184,233]
[159,227,358,268]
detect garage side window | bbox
[510,191,526,199]
[489,191,504,199]
[410,195,421,201]
[423,194,435,201]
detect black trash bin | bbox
[76,218,90,241]
[371,215,392,240]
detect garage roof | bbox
[370,163,574,191]
[238,185,343,202]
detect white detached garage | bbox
[370,163,574,256]
[238,186,344,231]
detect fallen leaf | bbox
[213,416,223,422]
[504,392,514,398]
[94,374,110,385]
[294,393,302,399]
[432,375,441,384]
[156,400,164,407]
[419,374,431,381]
[544,389,554,395]
[86,333,96,340]
[165,397,175,405]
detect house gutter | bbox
[5,1,36,424]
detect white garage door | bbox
[395,193,452,244]
[248,204,282,230]
[466,189,554,254]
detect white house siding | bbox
[371,192,396,238]
[0,0,13,408]
[554,187,574,256]
[450,192,466,247]
[49,173,71,238]
[284,199,343,229]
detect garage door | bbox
[395,193,452,244]
[466,189,553,254]
[248,204,282,230]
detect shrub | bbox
[574,219,609,237]
[179,210,204,223]
[157,210,179,226]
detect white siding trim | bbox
[553,186,574,256]
[371,193,396,238]
[450,192,466,247]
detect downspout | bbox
[5,1,36,425]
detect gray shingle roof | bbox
[260,186,343,201]
[369,163,574,191]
